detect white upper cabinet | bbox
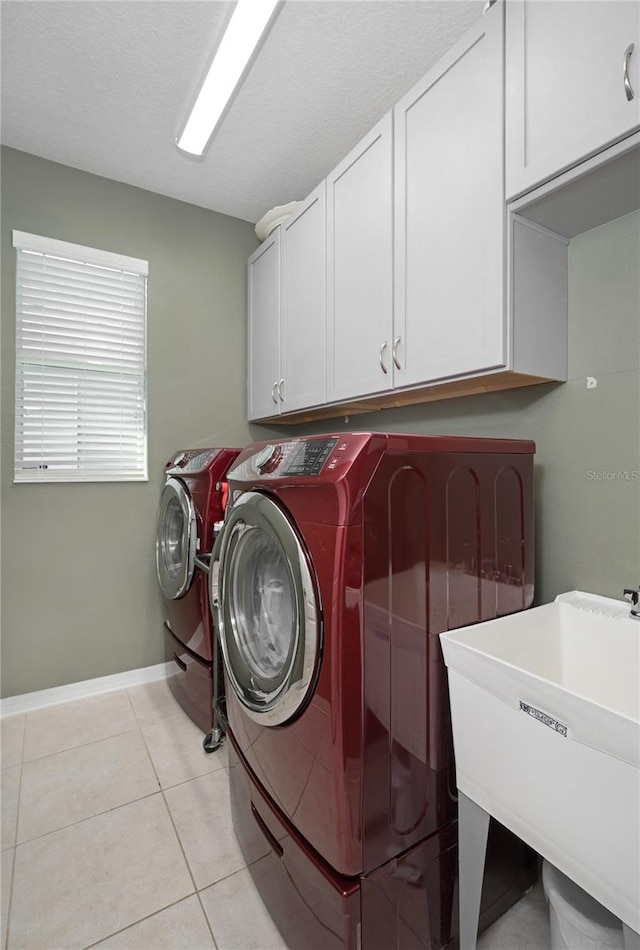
[506,0,640,200]
[248,229,281,421]
[280,183,326,414]
[394,1,506,389]
[246,0,579,424]
[326,113,394,402]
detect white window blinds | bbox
[13,231,148,483]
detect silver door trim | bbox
[212,491,321,726]
[155,477,197,600]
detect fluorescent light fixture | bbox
[177,0,281,156]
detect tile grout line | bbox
[125,683,192,731]
[5,689,175,948]
[122,690,218,950]
[28,684,200,950]
[197,854,269,892]
[4,715,26,950]
[140,727,223,949]
[14,690,168,848]
[9,686,232,949]
[20,724,141,764]
[195,889,221,950]
[12,788,164,850]
[9,688,183,947]
[130,692,225,950]
[18,723,151,768]
[20,684,145,765]
[80,893,210,950]
[151,761,229,795]
[125,682,230,794]
[17,684,186,765]
[134,704,202,894]
[125,685,217,806]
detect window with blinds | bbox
[13,231,148,483]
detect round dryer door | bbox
[156,477,197,600]
[213,491,321,727]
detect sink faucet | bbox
[623,585,640,619]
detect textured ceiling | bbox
[1,0,484,223]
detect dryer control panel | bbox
[166,448,219,474]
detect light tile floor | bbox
[0,681,551,950]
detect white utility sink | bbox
[440,591,640,942]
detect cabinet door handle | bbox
[271,381,278,404]
[624,43,635,101]
[277,379,284,402]
[379,341,388,374]
[392,336,402,371]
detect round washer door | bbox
[156,477,197,600]
[213,491,321,727]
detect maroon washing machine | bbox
[210,433,537,948]
[156,447,239,747]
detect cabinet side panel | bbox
[511,217,568,381]
[248,234,281,420]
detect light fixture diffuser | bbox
[177,0,281,156]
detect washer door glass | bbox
[216,491,321,726]
[156,478,197,600]
[231,527,295,681]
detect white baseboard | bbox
[0,662,170,718]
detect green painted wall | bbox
[1,147,259,697]
[2,146,638,698]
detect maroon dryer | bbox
[156,447,239,742]
[210,433,537,949]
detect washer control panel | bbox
[283,438,338,476]
[230,437,347,481]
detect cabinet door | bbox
[281,183,326,414]
[506,0,640,199]
[327,113,394,402]
[247,230,281,420]
[394,2,506,389]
